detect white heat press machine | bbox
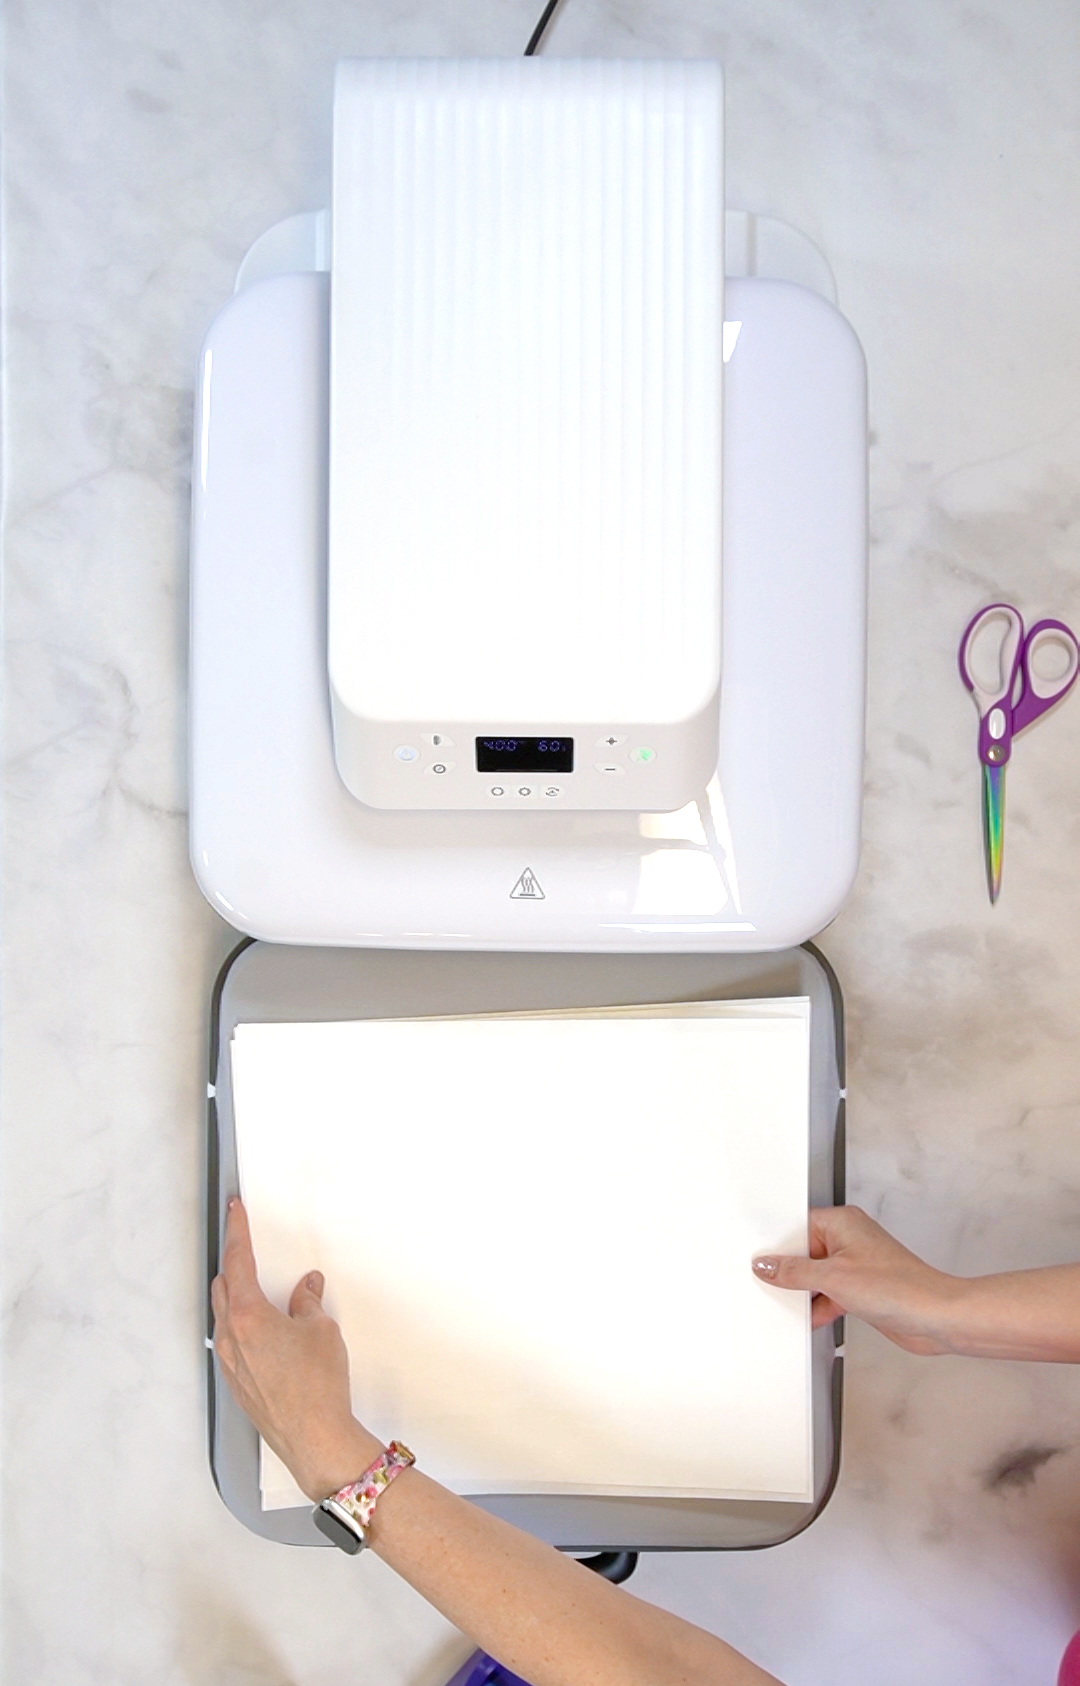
[190,57,867,953]
[196,58,863,1559]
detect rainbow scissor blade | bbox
[982,763,1006,904]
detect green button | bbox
[629,746,656,764]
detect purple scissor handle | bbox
[958,603,1080,766]
[1012,616,1080,733]
[958,603,1080,902]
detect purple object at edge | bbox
[444,1651,534,1686]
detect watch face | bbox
[313,1504,365,1554]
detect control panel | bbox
[333,719,716,812]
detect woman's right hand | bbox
[211,1198,381,1499]
[752,1206,960,1354]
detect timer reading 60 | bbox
[475,737,575,774]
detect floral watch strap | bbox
[330,1441,415,1536]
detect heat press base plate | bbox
[189,228,866,951]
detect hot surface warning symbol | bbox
[510,867,545,901]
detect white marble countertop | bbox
[5,1,1080,1681]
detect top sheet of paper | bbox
[230,999,812,1511]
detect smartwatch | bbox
[312,1440,416,1554]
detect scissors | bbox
[958,603,1080,903]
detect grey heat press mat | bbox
[206,943,844,1550]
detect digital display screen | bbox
[476,737,574,773]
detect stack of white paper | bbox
[229,999,813,1512]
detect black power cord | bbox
[524,0,568,55]
[581,1550,639,1585]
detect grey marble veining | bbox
[5,1,1080,1681]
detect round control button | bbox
[422,732,454,749]
[489,785,506,797]
[424,761,454,775]
[517,785,534,797]
[629,746,657,764]
[394,745,420,763]
[594,762,624,775]
[596,733,628,749]
[541,785,563,798]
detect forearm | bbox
[365,1455,782,1686]
[213,1203,782,1685]
[219,1190,1080,1685]
[934,1265,1080,1361]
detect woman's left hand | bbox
[752,1206,958,1353]
[211,1199,380,1499]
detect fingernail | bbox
[752,1256,779,1280]
[306,1271,324,1295]
[227,1197,238,1210]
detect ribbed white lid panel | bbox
[329,58,723,725]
